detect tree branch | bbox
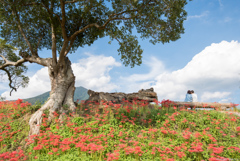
[58,41,69,66]
[56,0,69,66]
[0,55,26,68]
[39,0,58,65]
[25,57,51,67]
[60,0,68,40]
[64,36,76,56]
[69,17,131,43]
[0,54,8,63]
[109,9,138,18]
[64,2,149,57]
[2,68,17,96]
[65,0,79,4]
[0,54,51,68]
[51,0,57,65]
[11,7,35,55]
[36,35,43,55]
[21,2,40,6]
[51,24,57,65]
[40,0,62,24]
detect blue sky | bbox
[1,0,240,106]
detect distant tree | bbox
[0,0,191,136]
[0,96,6,101]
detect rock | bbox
[85,88,158,104]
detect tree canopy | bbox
[0,0,190,93]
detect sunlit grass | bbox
[0,99,239,161]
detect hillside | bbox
[1,99,240,160]
[23,86,89,105]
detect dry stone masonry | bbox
[85,88,158,104]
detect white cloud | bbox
[155,40,240,102]
[0,75,9,91]
[187,11,209,20]
[1,67,50,100]
[72,53,121,92]
[219,98,232,103]
[223,17,232,23]
[120,40,240,103]
[1,41,240,105]
[1,53,121,100]
[119,56,166,93]
[123,57,165,82]
[201,92,231,102]
[218,0,223,7]
[218,17,232,23]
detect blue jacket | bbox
[184,94,192,102]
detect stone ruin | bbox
[85,87,158,104]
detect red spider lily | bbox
[177,151,186,158]
[194,132,202,138]
[52,148,58,153]
[182,118,188,123]
[118,144,127,149]
[209,157,230,161]
[212,147,224,154]
[161,99,175,108]
[133,146,143,155]
[20,102,31,108]
[230,103,239,107]
[230,117,237,122]
[205,127,210,130]
[106,150,120,161]
[124,146,135,155]
[15,99,23,104]
[33,144,43,150]
[0,149,26,161]
[87,143,104,152]
[188,142,203,153]
[182,130,192,140]
[60,145,71,152]
[118,131,123,137]
[161,129,168,135]
[61,138,72,145]
[166,159,175,161]
[76,142,88,152]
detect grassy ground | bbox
[0,99,240,161]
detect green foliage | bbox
[0,39,29,94]
[28,101,42,113]
[1,100,240,160]
[72,117,85,126]
[0,0,190,67]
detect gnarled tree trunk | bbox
[28,57,76,137]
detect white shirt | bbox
[192,93,198,102]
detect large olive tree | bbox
[0,0,190,136]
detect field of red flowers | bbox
[0,99,239,161]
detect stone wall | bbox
[85,88,158,104]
